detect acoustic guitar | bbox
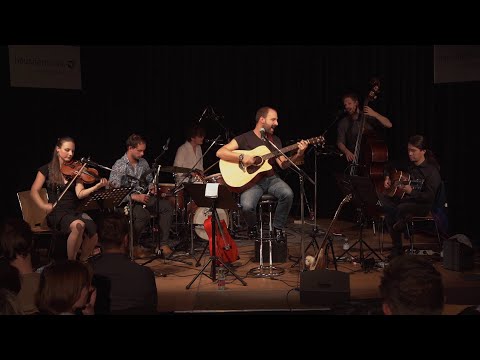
[219,135,325,192]
[204,214,239,264]
[306,193,352,271]
[385,170,424,199]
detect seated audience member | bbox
[379,255,444,315]
[457,305,480,315]
[91,214,158,314]
[0,261,21,294]
[36,260,96,315]
[0,218,40,314]
[0,288,23,315]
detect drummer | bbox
[173,123,206,185]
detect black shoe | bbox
[248,226,258,240]
[274,228,287,243]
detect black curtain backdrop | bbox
[2,45,477,240]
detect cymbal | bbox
[159,166,193,173]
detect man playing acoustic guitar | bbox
[380,135,441,259]
[216,106,310,242]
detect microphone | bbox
[81,157,100,168]
[198,106,209,123]
[163,137,170,151]
[259,127,266,141]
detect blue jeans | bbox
[239,174,294,230]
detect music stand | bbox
[335,176,384,266]
[77,187,135,259]
[77,187,132,212]
[183,183,247,289]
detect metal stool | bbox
[247,194,285,278]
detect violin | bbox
[61,160,101,184]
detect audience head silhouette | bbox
[98,213,129,252]
[36,260,93,315]
[379,255,444,315]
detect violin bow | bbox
[52,162,88,209]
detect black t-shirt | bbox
[234,130,283,171]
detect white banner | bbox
[434,45,480,84]
[8,45,82,90]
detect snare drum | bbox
[204,173,225,185]
[192,207,229,241]
[157,183,184,211]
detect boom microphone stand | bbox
[290,144,326,267]
[262,133,314,272]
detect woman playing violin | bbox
[30,136,108,261]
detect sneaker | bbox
[133,245,152,259]
[159,244,173,256]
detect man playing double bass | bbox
[333,91,392,232]
[336,92,392,163]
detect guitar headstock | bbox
[341,193,353,205]
[308,135,325,146]
[367,77,381,102]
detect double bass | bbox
[350,78,388,193]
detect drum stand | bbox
[164,191,198,263]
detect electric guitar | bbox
[219,135,325,192]
[385,170,424,199]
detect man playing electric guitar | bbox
[216,106,309,242]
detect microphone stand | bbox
[290,143,326,267]
[81,157,113,172]
[140,138,172,274]
[174,134,222,188]
[263,135,314,272]
[210,107,236,142]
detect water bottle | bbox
[343,237,350,251]
[217,266,226,290]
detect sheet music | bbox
[205,183,219,198]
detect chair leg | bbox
[48,233,56,261]
[434,221,442,248]
[406,222,413,254]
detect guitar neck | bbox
[261,136,319,161]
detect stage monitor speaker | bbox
[300,269,350,305]
[443,237,474,272]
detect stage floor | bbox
[133,218,480,315]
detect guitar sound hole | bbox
[247,165,261,174]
